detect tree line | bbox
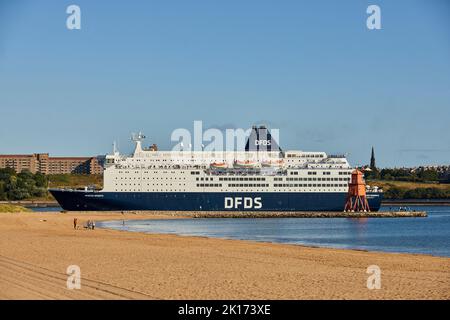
[384,187,450,199]
[365,168,441,182]
[0,168,48,201]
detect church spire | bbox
[370,146,376,169]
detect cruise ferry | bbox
[50,126,383,211]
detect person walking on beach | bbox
[73,218,78,230]
[91,220,95,230]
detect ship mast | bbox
[132,132,146,156]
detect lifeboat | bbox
[233,160,259,169]
[210,162,228,169]
[261,159,284,168]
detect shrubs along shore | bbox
[0,204,31,213]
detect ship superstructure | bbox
[50,126,382,211]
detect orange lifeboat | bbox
[233,160,259,169]
[210,162,228,169]
[261,159,284,168]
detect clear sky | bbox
[0,0,449,167]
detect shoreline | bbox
[135,210,427,218]
[382,200,450,206]
[6,203,430,218]
[0,211,448,299]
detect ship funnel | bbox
[245,125,282,153]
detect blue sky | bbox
[0,0,449,167]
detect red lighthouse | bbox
[344,169,371,212]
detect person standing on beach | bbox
[73,218,78,230]
[92,220,95,230]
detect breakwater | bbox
[118,210,427,218]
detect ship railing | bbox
[207,168,286,176]
[303,163,350,168]
[114,163,349,171]
[328,154,346,158]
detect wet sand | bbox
[0,211,448,300]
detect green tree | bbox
[34,172,48,188]
[384,187,406,199]
[418,169,438,182]
[0,168,16,181]
[0,181,6,201]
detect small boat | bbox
[261,159,284,168]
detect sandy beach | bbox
[0,211,449,300]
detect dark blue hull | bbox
[49,189,383,212]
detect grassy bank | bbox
[367,180,450,199]
[0,204,31,213]
[48,174,103,189]
[45,174,102,200]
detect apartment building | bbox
[0,153,103,174]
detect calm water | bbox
[28,206,62,212]
[97,206,450,257]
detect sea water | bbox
[97,205,450,257]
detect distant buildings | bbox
[410,165,450,173]
[0,153,103,175]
